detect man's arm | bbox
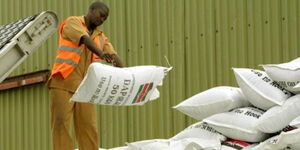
[80,35,112,62]
[80,35,124,67]
[111,54,124,68]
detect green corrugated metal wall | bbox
[0,0,299,149]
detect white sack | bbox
[289,116,300,128]
[288,143,300,150]
[72,63,172,105]
[221,145,237,150]
[171,121,226,142]
[251,135,284,150]
[174,138,222,150]
[233,68,292,110]
[252,116,300,150]
[242,145,258,150]
[77,148,129,150]
[109,147,130,150]
[127,138,221,150]
[127,139,170,150]
[287,116,300,150]
[173,86,250,120]
[256,94,300,133]
[203,107,269,142]
[294,83,300,91]
[252,128,300,150]
[262,57,300,93]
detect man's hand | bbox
[110,54,124,68]
[80,35,124,67]
[103,53,113,63]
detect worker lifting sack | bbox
[71,63,172,106]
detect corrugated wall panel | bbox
[0,0,300,150]
[0,84,51,150]
[282,0,300,60]
[167,0,186,138]
[184,0,217,125]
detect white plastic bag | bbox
[286,117,300,150]
[171,121,226,142]
[203,107,269,142]
[173,86,250,120]
[262,57,300,93]
[233,68,292,110]
[256,94,300,133]
[289,116,300,128]
[109,147,130,150]
[242,144,258,150]
[251,135,284,150]
[252,128,300,150]
[252,116,300,150]
[77,148,129,150]
[174,138,222,150]
[293,83,300,92]
[71,63,172,105]
[127,139,170,150]
[127,138,221,150]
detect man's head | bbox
[86,1,109,29]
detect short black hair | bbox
[89,1,109,12]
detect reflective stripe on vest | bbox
[58,46,82,55]
[55,58,78,67]
[51,16,106,79]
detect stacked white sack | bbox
[93,59,300,150]
[294,83,300,91]
[290,116,300,128]
[108,147,129,150]
[171,121,226,147]
[173,86,250,120]
[252,116,300,150]
[127,138,221,150]
[203,107,269,142]
[71,63,172,106]
[233,68,292,110]
[76,148,129,150]
[126,121,226,150]
[262,57,300,94]
[285,116,300,150]
[256,94,300,133]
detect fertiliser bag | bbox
[171,121,226,142]
[256,94,300,133]
[233,68,292,110]
[203,107,269,142]
[262,57,300,94]
[72,63,172,106]
[173,86,250,120]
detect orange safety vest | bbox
[51,16,106,79]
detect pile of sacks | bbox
[82,57,300,150]
[171,57,300,150]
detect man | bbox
[47,2,124,150]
